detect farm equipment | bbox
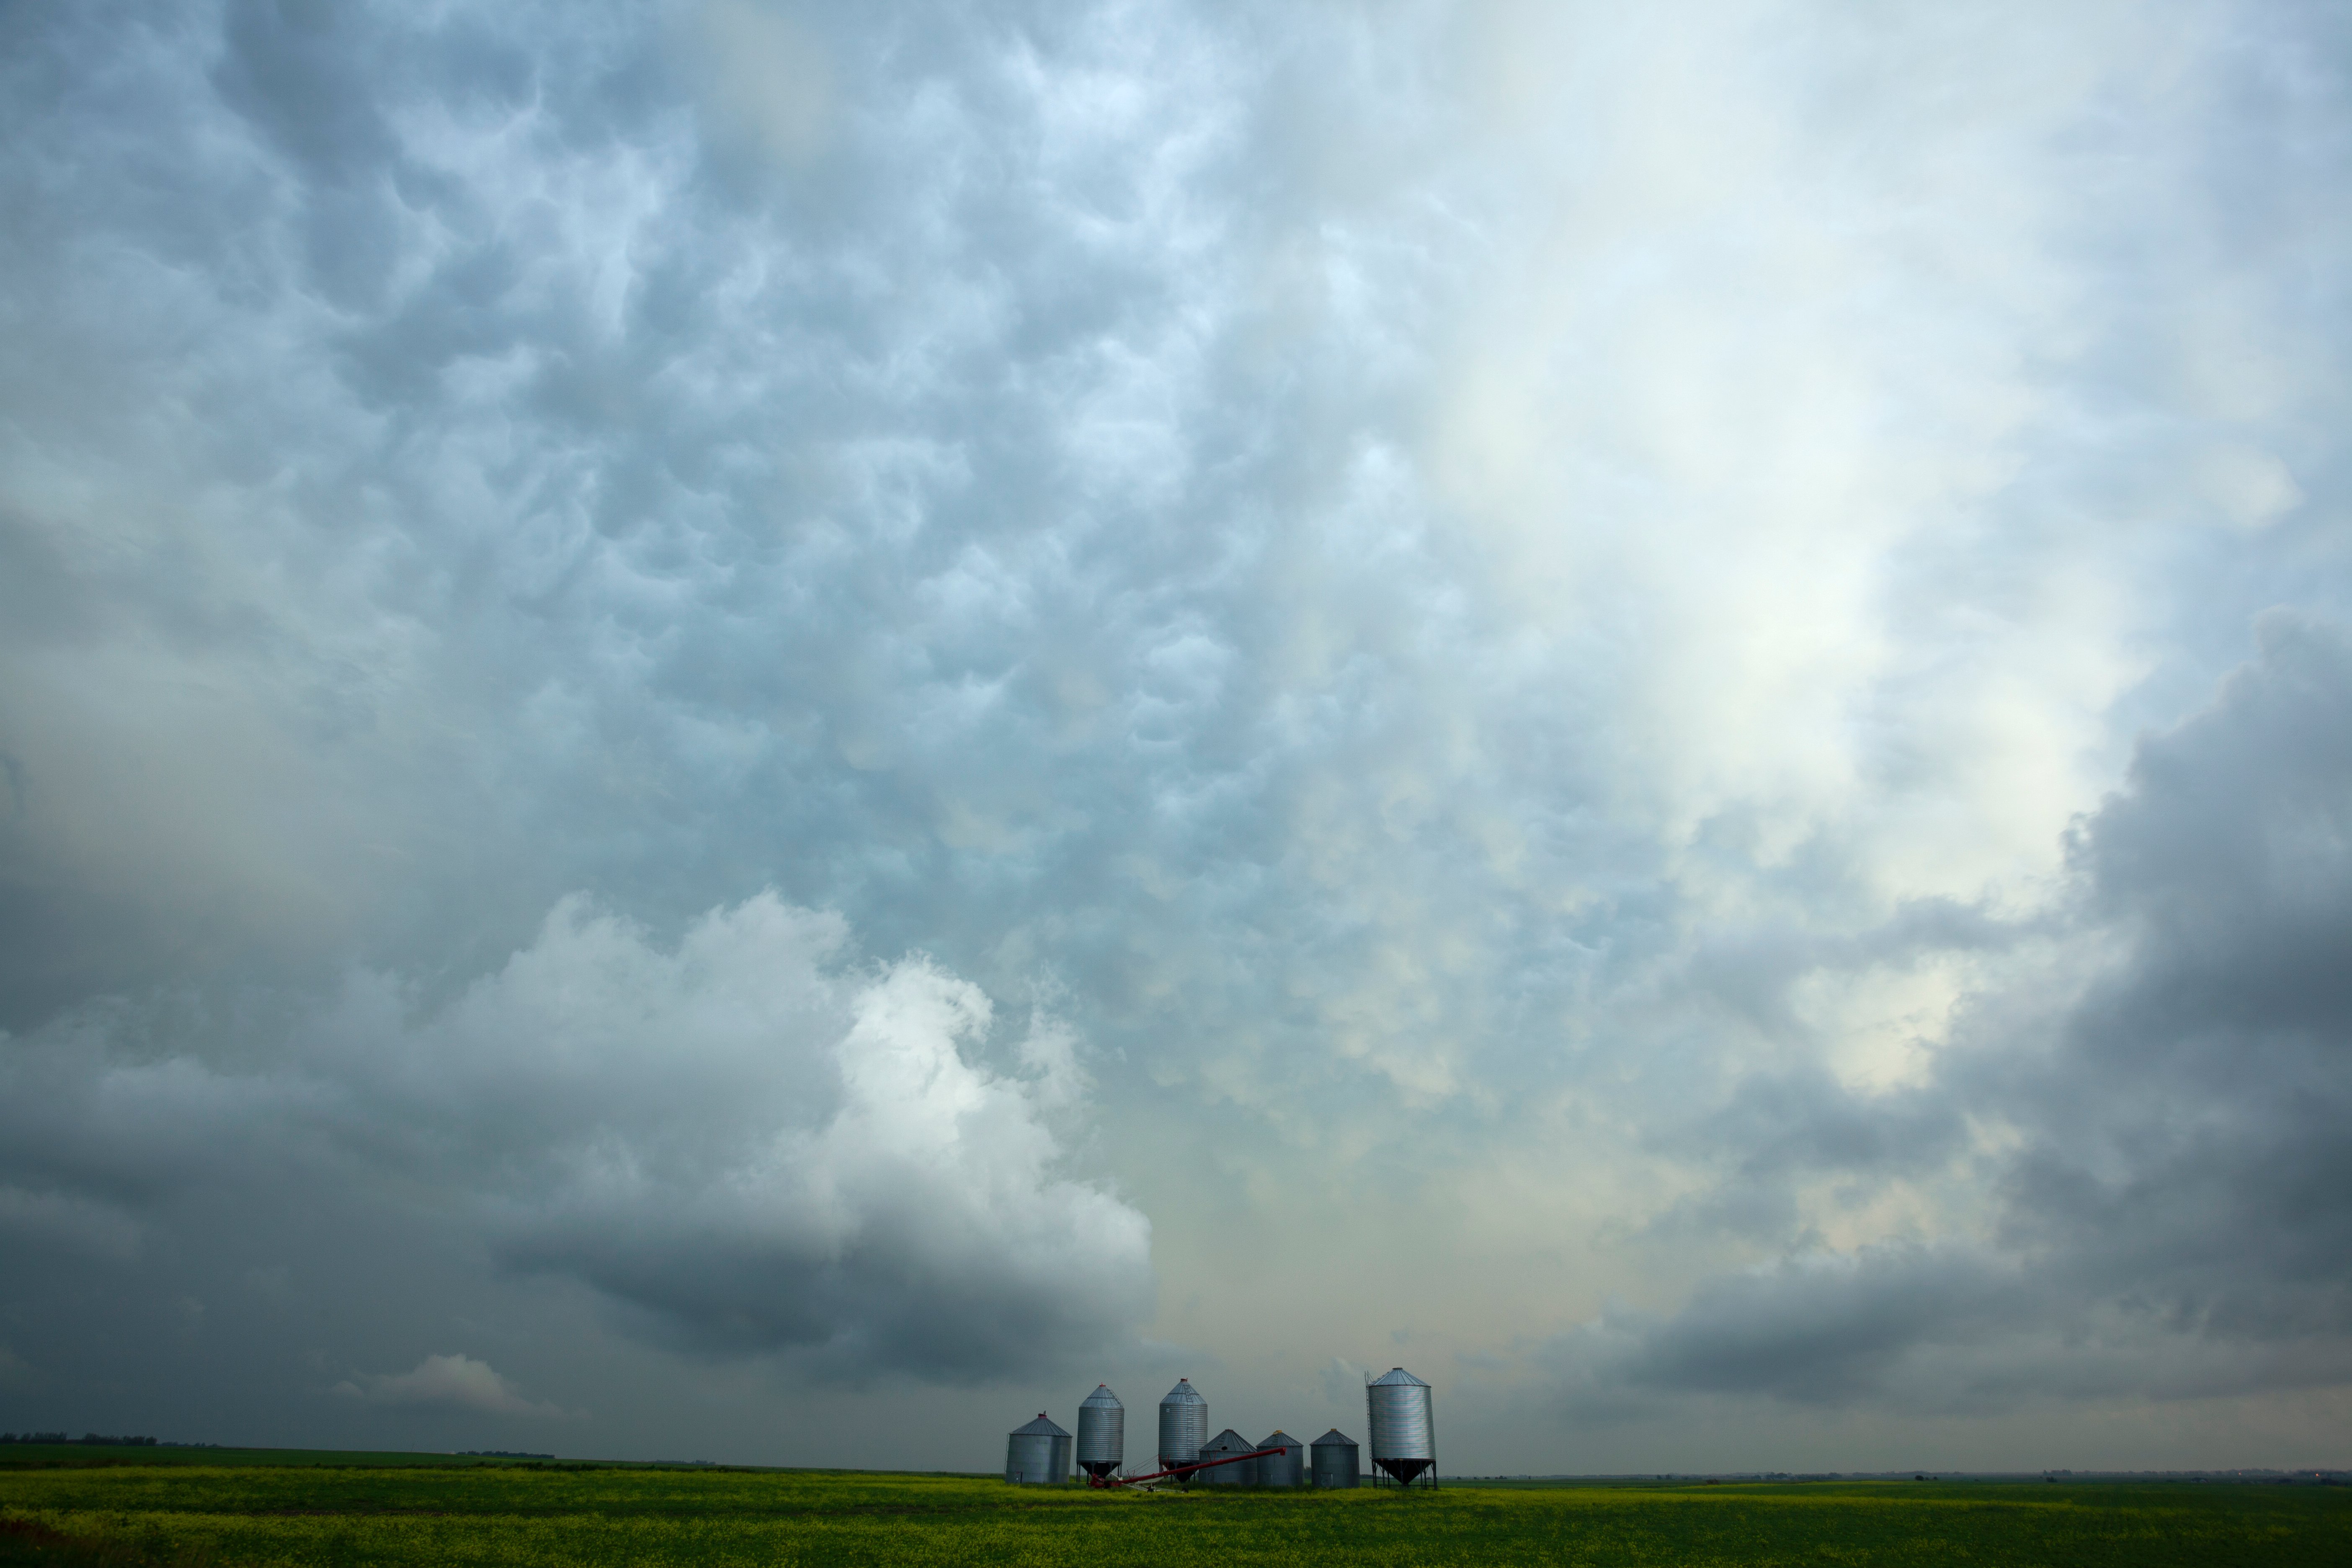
[1087,1443,1293,1489]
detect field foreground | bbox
[4,1449,2348,1566]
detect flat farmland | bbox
[4,1449,2347,1566]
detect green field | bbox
[4,1447,2347,1565]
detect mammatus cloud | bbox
[0,895,1153,1385]
[333,1354,569,1418]
[1544,616,2352,1418]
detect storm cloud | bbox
[1,0,2348,1470]
[1545,616,2352,1419]
[0,894,1150,1384]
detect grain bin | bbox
[1310,1428,1360,1488]
[1158,1378,1207,1471]
[1365,1367,1435,1486]
[1004,1413,1072,1485]
[1198,1428,1256,1485]
[1075,1384,1125,1480]
[1256,1430,1304,1487]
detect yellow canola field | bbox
[4,1456,2347,1567]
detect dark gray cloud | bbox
[1546,618,2352,1416]
[1996,612,2352,1336]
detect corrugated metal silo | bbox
[1158,1378,1207,1471]
[1004,1413,1072,1485]
[1198,1427,1256,1485]
[1075,1384,1124,1479]
[1310,1428,1360,1488]
[1256,1430,1304,1487]
[1365,1367,1435,1487]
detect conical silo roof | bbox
[1081,1384,1123,1409]
[1163,1377,1204,1404]
[1259,1429,1297,1447]
[1201,1427,1251,1451]
[1010,1412,1070,1437]
[1369,1366,1429,1386]
[1311,1428,1358,1447]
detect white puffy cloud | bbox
[453,898,1155,1377]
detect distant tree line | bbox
[0,1433,158,1445]
[459,1450,555,1460]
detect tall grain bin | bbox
[1256,1430,1304,1488]
[1075,1384,1125,1480]
[1365,1367,1436,1487]
[1004,1413,1072,1485]
[1158,1378,1207,1471]
[1198,1428,1256,1485]
[1310,1428,1360,1488]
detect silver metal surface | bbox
[1075,1384,1125,1478]
[1366,1367,1434,1486]
[1309,1428,1360,1488]
[1004,1413,1072,1485]
[1198,1427,1255,1486]
[1255,1430,1304,1488]
[1157,1378,1207,1469]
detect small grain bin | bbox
[1198,1427,1256,1485]
[1310,1429,1360,1488]
[1004,1413,1072,1485]
[1255,1430,1304,1487]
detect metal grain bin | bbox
[1005,1412,1072,1485]
[1075,1384,1125,1479]
[1198,1427,1256,1485]
[1158,1378,1207,1470]
[1256,1430,1304,1487]
[1310,1428,1360,1488]
[1365,1367,1435,1487]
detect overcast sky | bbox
[2,0,2348,1475]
